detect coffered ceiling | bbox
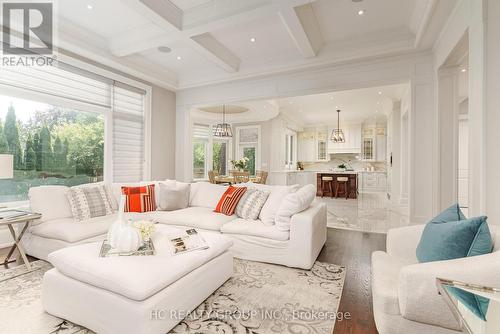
[53,0,457,90]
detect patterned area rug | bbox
[0,259,345,334]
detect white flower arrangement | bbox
[133,220,156,241]
[230,157,250,171]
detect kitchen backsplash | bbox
[301,154,387,172]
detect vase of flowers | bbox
[133,220,156,243]
[230,157,249,171]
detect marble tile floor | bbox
[315,192,411,233]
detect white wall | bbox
[388,103,402,205]
[400,86,411,207]
[485,0,500,223]
[432,0,500,224]
[150,85,176,180]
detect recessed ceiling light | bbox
[250,37,256,43]
[330,97,334,100]
[378,91,382,95]
[375,110,379,113]
[358,9,365,15]
[377,101,380,105]
[87,4,93,10]
[461,68,467,72]
[176,56,182,60]
[335,106,339,109]
[158,46,171,53]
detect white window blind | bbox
[112,84,146,182]
[238,127,259,143]
[0,61,148,183]
[193,124,210,139]
[0,62,112,108]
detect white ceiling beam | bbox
[113,0,317,57]
[119,0,242,73]
[121,0,183,31]
[109,25,172,57]
[278,3,322,58]
[409,0,438,48]
[190,33,240,72]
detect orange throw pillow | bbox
[215,186,247,216]
[121,184,156,213]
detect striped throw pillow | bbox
[235,188,270,220]
[122,184,156,213]
[215,186,247,216]
[67,184,114,222]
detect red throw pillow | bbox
[215,186,247,216]
[121,184,156,213]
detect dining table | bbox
[214,175,259,184]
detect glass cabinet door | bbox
[317,140,327,160]
[363,137,374,160]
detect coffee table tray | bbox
[99,239,155,257]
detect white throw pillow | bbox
[249,183,299,226]
[29,185,73,221]
[158,182,190,211]
[275,184,316,231]
[189,182,229,209]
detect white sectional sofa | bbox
[23,181,327,269]
[372,224,500,334]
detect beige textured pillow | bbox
[67,184,114,222]
[158,182,190,211]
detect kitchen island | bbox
[316,172,358,198]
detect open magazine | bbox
[170,229,209,255]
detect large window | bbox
[236,125,261,176]
[192,123,231,180]
[193,124,209,180]
[0,60,149,203]
[0,95,104,202]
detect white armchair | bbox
[372,224,500,334]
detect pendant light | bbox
[213,104,233,137]
[331,109,345,143]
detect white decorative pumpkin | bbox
[107,220,123,248]
[114,220,141,253]
[107,195,127,248]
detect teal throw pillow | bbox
[416,204,492,263]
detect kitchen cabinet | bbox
[358,172,387,192]
[328,124,361,154]
[297,128,329,162]
[269,171,317,187]
[316,129,328,161]
[362,137,374,160]
[362,126,387,162]
[297,131,315,162]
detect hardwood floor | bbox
[318,228,386,334]
[0,228,385,334]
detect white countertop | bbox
[272,170,386,174]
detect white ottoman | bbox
[42,226,233,334]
